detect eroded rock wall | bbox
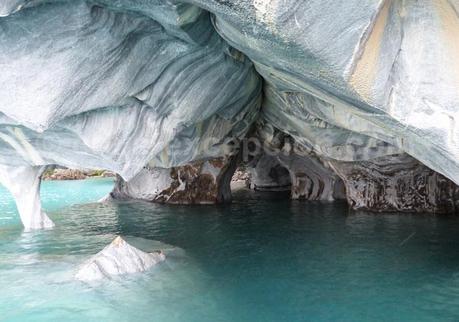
[246,126,345,201]
[277,149,345,202]
[111,157,238,204]
[208,0,459,186]
[330,154,459,213]
[0,1,261,227]
[247,154,291,192]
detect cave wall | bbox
[0,0,459,228]
[330,154,459,214]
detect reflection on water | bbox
[1,180,459,321]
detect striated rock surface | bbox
[75,236,166,281]
[0,0,459,224]
[0,0,260,228]
[210,0,459,186]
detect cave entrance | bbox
[230,155,292,200]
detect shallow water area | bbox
[1,179,459,321]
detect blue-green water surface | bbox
[1,179,459,322]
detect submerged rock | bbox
[75,236,166,281]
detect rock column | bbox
[0,165,54,231]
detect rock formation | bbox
[330,154,459,213]
[0,165,54,231]
[245,126,345,201]
[277,149,345,202]
[110,157,238,204]
[75,236,166,281]
[0,0,459,228]
[247,154,291,192]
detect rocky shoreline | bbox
[42,168,115,181]
[44,167,248,182]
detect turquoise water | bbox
[1,179,459,321]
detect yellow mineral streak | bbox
[349,0,392,102]
[434,0,459,89]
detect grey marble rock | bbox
[1,0,459,227]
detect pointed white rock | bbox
[75,236,166,281]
